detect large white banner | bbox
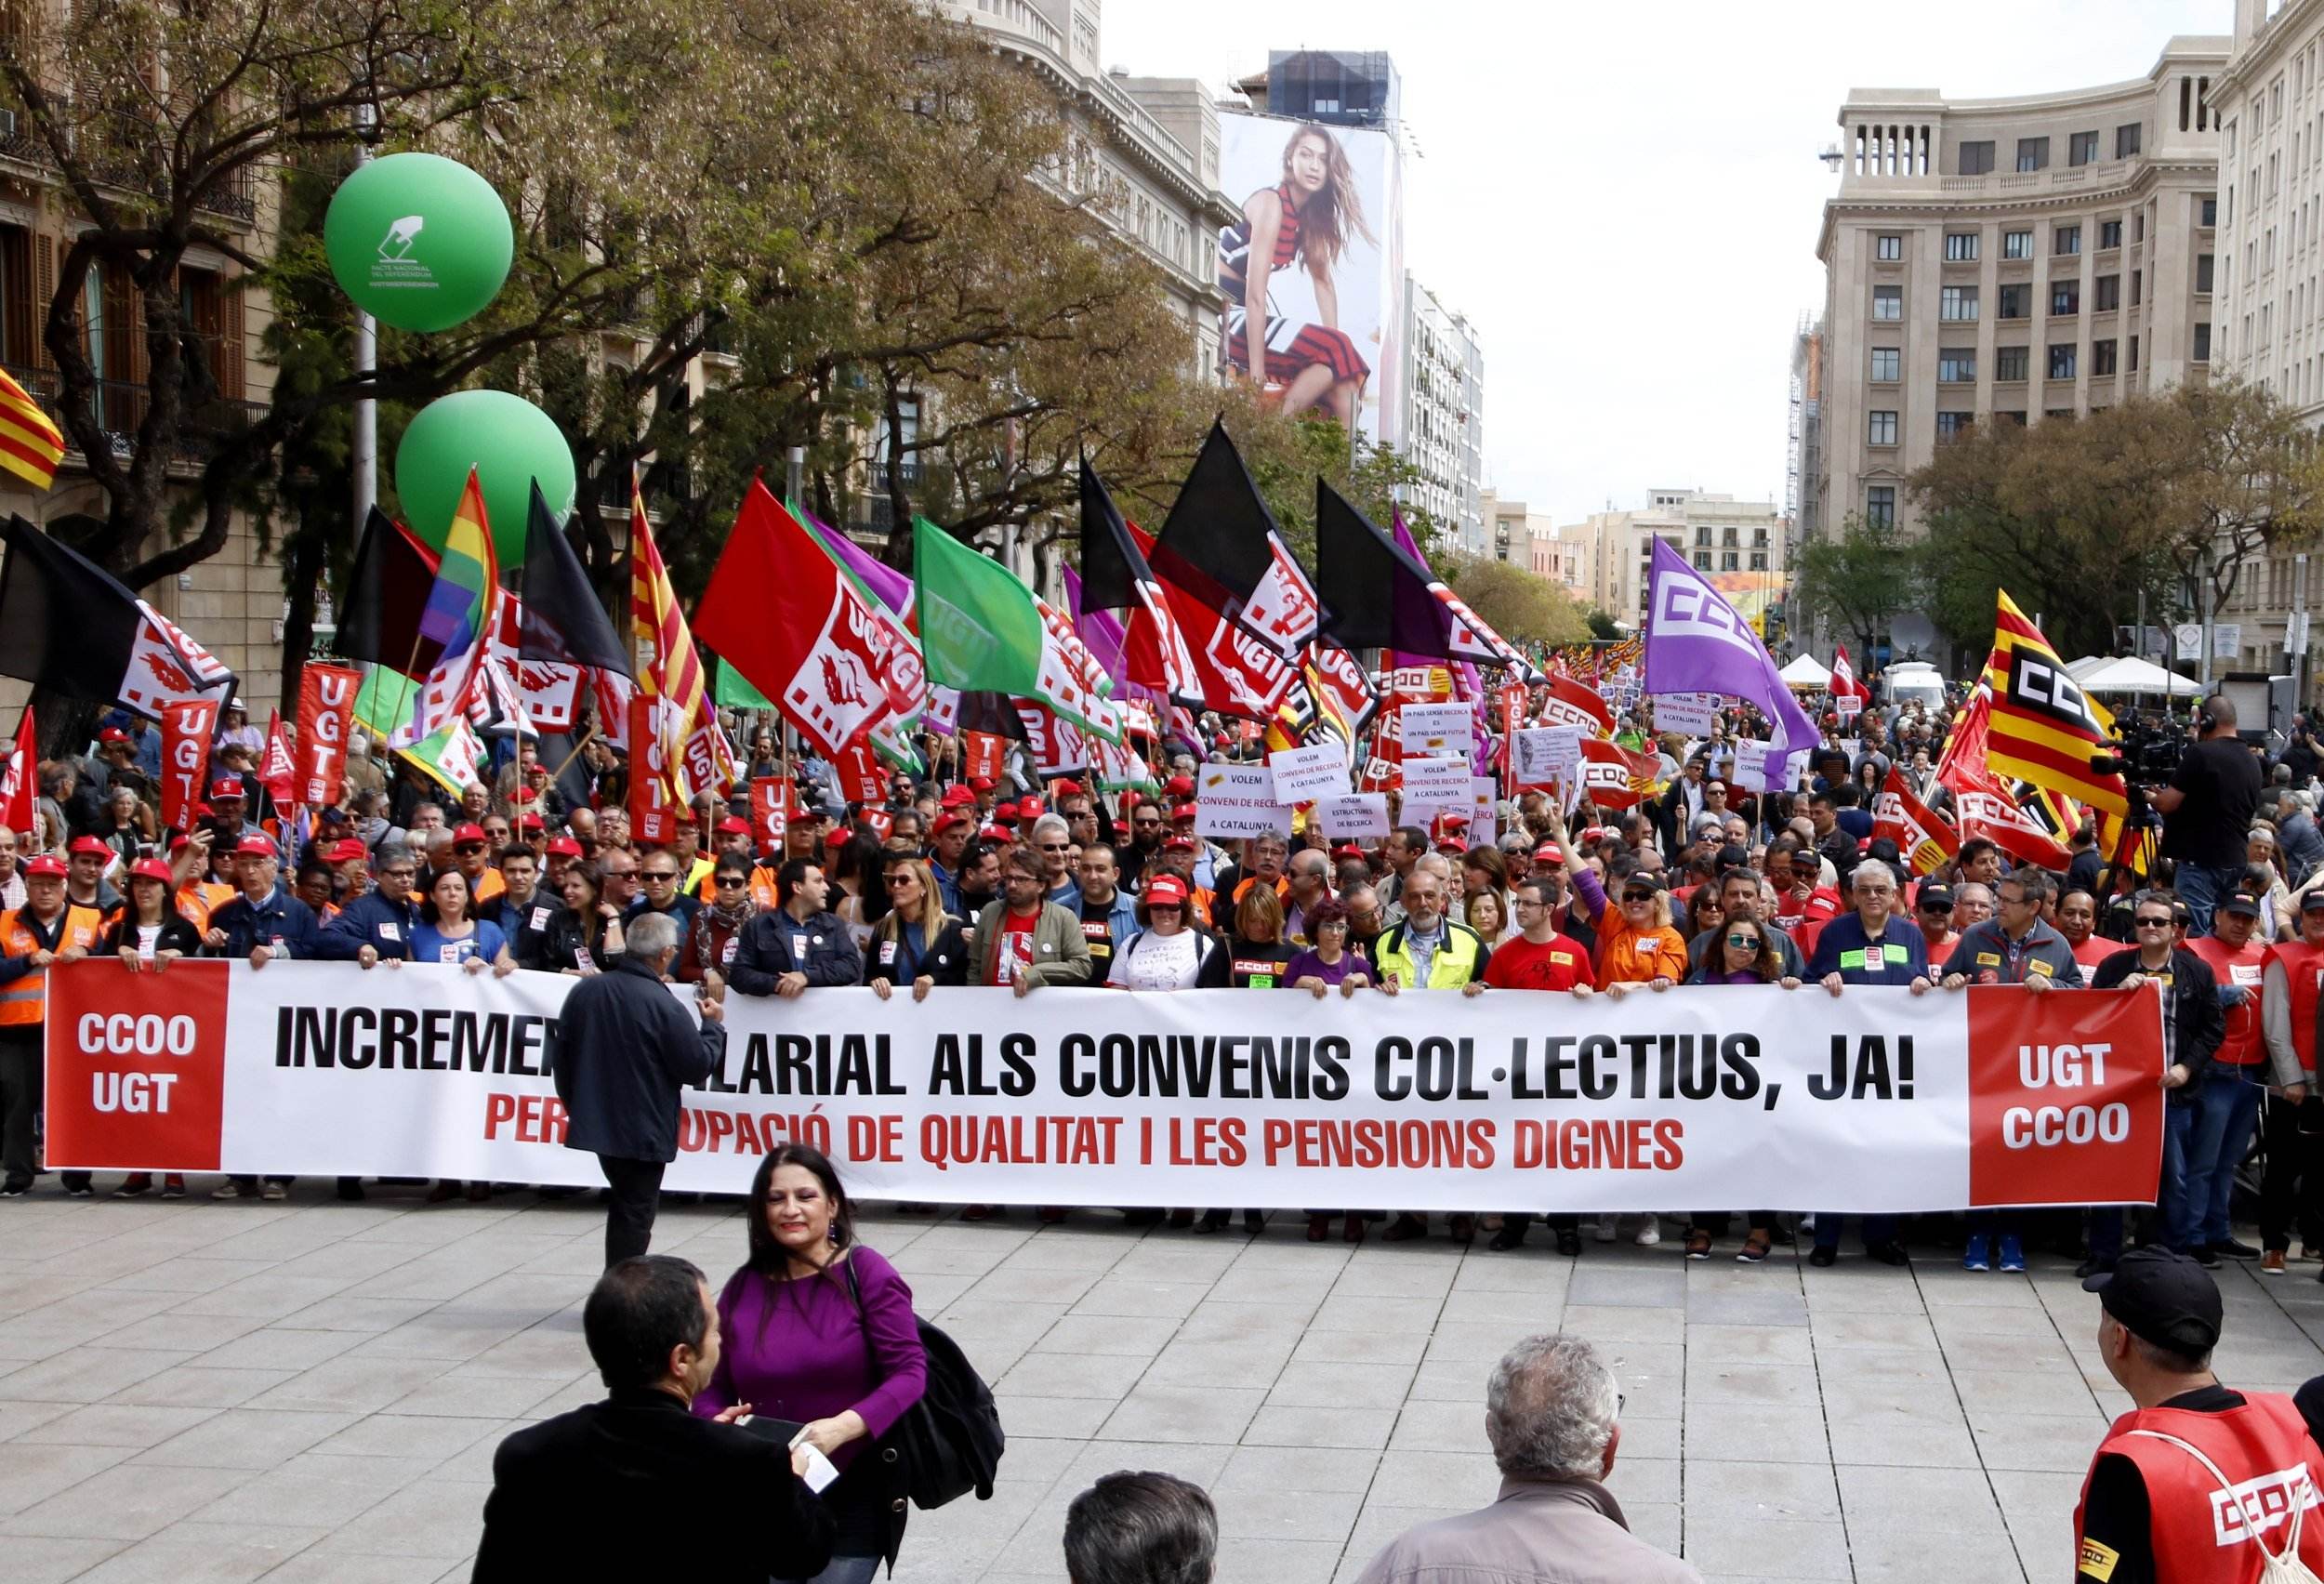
[45,963,2167,1212]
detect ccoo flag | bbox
[1982,590,2128,816]
[915,517,1121,740]
[1642,539,1816,761]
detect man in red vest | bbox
[2075,1248,2324,1581]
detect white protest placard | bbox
[1268,742,1352,802]
[1312,792,1390,839]
[1835,693,1864,720]
[1512,726,1584,788]
[1401,754,1472,802]
[1195,763,1290,838]
[1399,702,1472,759]
[1733,739,1774,793]
[1469,777,1499,848]
[1652,692,1718,735]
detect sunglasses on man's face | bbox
[456,843,485,856]
[2134,915,2174,929]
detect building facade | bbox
[2214,0,2324,675]
[1402,274,1485,554]
[1478,490,1577,588]
[1814,39,2226,543]
[1556,488,1785,631]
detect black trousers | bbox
[2262,1093,2324,1254]
[0,1031,40,1185]
[600,1155,667,1267]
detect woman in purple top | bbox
[1284,899,1372,997]
[696,1144,928,1583]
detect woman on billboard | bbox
[1220,123,1376,426]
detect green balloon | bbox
[394,389,575,569]
[324,152,513,333]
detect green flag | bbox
[713,659,772,710]
[913,518,1119,740]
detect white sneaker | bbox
[1593,1214,1618,1244]
[1634,1219,1661,1247]
[210,1181,245,1200]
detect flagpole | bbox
[351,98,377,527]
[541,724,597,789]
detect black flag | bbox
[518,482,632,675]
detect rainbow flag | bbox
[388,469,498,749]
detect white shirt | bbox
[1109,929,1202,991]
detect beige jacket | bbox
[1353,1475,1701,1584]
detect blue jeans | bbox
[2174,862,2249,938]
[2185,1066,2265,1247]
[2091,1102,2194,1260]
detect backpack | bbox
[846,1255,1005,1509]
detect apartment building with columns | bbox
[1813,39,2225,545]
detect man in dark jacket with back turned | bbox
[472,1254,832,1584]
[553,912,725,1267]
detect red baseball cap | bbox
[970,776,997,793]
[233,836,276,859]
[209,774,244,798]
[1163,834,1197,852]
[546,836,585,858]
[327,839,369,864]
[1171,803,1198,822]
[1434,838,1466,855]
[994,801,1021,822]
[22,853,66,878]
[940,785,975,810]
[453,823,488,845]
[979,825,1012,842]
[1533,842,1565,865]
[67,835,111,857]
[1331,843,1364,861]
[518,813,545,832]
[932,812,971,838]
[128,858,174,885]
[1145,874,1190,908]
[167,832,192,854]
[824,827,852,848]
[1053,780,1085,798]
[1164,775,1195,798]
[1018,797,1045,820]
[715,816,751,836]
[99,727,129,745]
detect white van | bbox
[1881,662,1947,710]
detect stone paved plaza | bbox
[7,1189,2324,1582]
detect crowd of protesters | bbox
[1,679,2316,1286]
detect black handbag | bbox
[845,1253,1005,1509]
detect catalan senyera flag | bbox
[1983,590,2128,817]
[628,471,708,805]
[0,365,64,490]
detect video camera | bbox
[2090,716,2186,785]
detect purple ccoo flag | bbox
[1643,538,1817,760]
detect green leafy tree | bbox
[1793,512,1921,661]
[1441,552,1591,647]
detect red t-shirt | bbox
[2190,933,2270,1066]
[1484,934,1597,992]
[989,909,1039,986]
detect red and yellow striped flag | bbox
[0,366,64,490]
[628,471,707,806]
[1982,589,2128,817]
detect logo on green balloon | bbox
[325,152,513,334]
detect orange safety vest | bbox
[0,903,106,1028]
[176,880,235,933]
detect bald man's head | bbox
[2206,693,2238,732]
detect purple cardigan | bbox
[694,1245,928,1473]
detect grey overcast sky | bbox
[1103,0,2224,528]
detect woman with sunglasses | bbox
[1682,886,1725,947]
[683,854,761,984]
[863,856,968,1002]
[1681,916,1794,1261]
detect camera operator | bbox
[2152,694,2265,934]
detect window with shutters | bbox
[0,224,29,368]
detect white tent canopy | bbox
[1778,653,1831,689]
[2075,655,2204,697]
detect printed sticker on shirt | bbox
[1082,922,1110,941]
[438,944,466,964]
[2077,1538,2119,1581]
[1840,948,1866,969]
[2030,957,2054,975]
[720,939,738,965]
[574,947,594,970]
[530,905,552,931]
[380,922,401,942]
[2233,962,2265,986]
[1883,944,1908,964]
[1975,952,2000,967]
[1551,951,1572,966]
[791,934,808,960]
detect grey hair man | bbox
[1028,813,1079,907]
[1063,1471,1217,1584]
[1352,1335,1700,1583]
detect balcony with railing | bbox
[4,361,268,466]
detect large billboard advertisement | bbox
[1216,111,1404,447]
